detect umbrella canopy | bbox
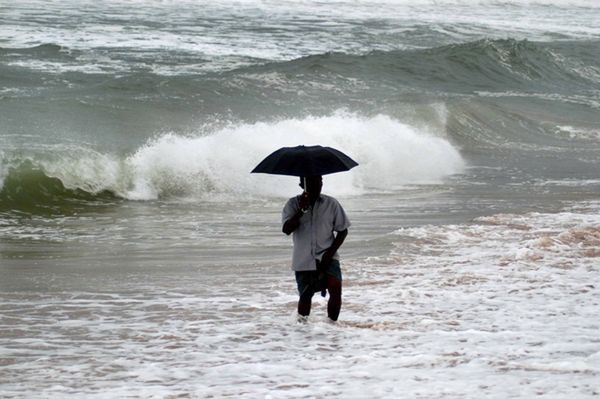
[251,145,358,176]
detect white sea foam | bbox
[1,113,465,200]
[124,113,465,199]
[392,202,600,269]
[5,59,117,74]
[1,202,598,398]
[556,125,600,141]
[0,112,465,200]
[535,178,600,187]
[2,0,600,75]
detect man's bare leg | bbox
[298,299,311,317]
[327,275,342,321]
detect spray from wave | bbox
[0,112,465,210]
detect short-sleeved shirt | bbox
[282,194,351,271]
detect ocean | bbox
[1,0,599,397]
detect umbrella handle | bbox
[299,177,309,213]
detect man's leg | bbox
[298,298,312,317]
[296,271,315,318]
[327,275,342,321]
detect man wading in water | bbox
[282,175,350,322]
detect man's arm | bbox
[320,228,348,267]
[282,194,309,235]
[282,209,304,235]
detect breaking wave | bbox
[248,39,599,92]
[0,113,465,211]
[4,39,599,95]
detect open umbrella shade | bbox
[251,145,358,177]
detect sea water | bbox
[1,0,599,397]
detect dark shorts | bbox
[295,259,342,301]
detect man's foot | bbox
[296,314,309,324]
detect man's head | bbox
[299,175,323,197]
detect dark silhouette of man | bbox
[282,175,350,321]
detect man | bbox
[282,175,350,322]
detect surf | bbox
[0,112,465,211]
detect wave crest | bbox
[1,112,465,210]
[0,161,118,214]
[245,38,598,94]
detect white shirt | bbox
[282,194,351,271]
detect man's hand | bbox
[318,229,348,267]
[319,248,335,269]
[298,192,310,212]
[282,193,310,235]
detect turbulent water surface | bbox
[1,0,599,398]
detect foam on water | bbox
[3,0,600,76]
[126,112,465,199]
[556,125,600,141]
[0,112,466,201]
[1,201,598,397]
[391,201,600,269]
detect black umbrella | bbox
[251,145,358,177]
